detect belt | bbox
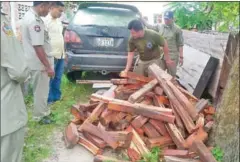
[140,56,161,62]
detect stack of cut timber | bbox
[64,63,217,162]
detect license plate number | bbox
[95,38,114,47]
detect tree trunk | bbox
[209,34,239,162]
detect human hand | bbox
[120,69,128,77]
[165,58,175,67]
[179,57,183,66]
[46,67,55,78]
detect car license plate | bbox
[95,38,114,47]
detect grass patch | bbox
[23,75,94,162]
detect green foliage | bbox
[166,2,239,32]
[212,146,224,162]
[138,147,162,162]
[23,74,93,162]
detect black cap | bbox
[33,1,50,6]
[54,1,65,7]
[164,11,174,19]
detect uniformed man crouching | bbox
[21,1,55,124]
[1,7,30,162]
[122,19,174,77]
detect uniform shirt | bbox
[128,29,165,61]
[21,8,53,70]
[152,23,184,58]
[1,14,30,136]
[43,14,65,59]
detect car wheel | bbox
[66,71,82,82]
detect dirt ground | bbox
[43,129,126,162]
[42,130,94,162]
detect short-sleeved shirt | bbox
[151,24,184,58]
[43,14,65,59]
[21,8,53,70]
[128,29,165,61]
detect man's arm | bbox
[162,40,170,61]
[33,46,52,69]
[140,16,159,32]
[124,52,135,72]
[28,21,54,76]
[176,28,184,65]
[122,39,136,74]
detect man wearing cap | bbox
[1,6,30,162]
[142,11,184,78]
[122,19,174,77]
[43,2,65,104]
[21,1,55,124]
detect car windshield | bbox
[73,7,140,27]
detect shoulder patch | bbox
[146,41,153,49]
[34,25,41,32]
[2,22,13,37]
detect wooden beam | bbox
[64,122,80,149]
[149,63,196,133]
[163,149,189,158]
[111,78,141,85]
[70,104,86,121]
[100,111,118,126]
[142,122,161,138]
[107,100,175,123]
[170,102,187,138]
[79,85,117,131]
[167,80,198,121]
[78,103,99,112]
[195,113,205,129]
[78,133,103,155]
[126,126,150,156]
[149,119,168,136]
[204,121,214,133]
[76,80,111,84]
[146,135,174,148]
[108,131,133,148]
[185,127,208,148]
[111,112,128,127]
[81,121,118,149]
[176,85,199,102]
[165,123,186,149]
[83,132,107,149]
[148,64,173,81]
[120,71,154,82]
[127,148,141,162]
[131,115,149,129]
[191,140,217,162]
[128,79,158,103]
[163,156,201,162]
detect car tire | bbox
[66,71,82,82]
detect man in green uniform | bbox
[141,11,184,78]
[1,7,30,162]
[21,2,55,124]
[122,19,174,77]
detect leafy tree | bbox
[166,2,239,32]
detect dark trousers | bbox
[48,58,65,103]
